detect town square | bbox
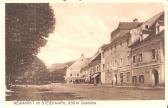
[5,3,165,100]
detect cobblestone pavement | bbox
[6,83,164,101]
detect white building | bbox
[65,54,88,84]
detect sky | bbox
[37,3,164,66]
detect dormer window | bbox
[156,21,164,34]
[145,25,149,29]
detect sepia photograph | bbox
[5,3,165,101]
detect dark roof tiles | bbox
[118,22,142,30]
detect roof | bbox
[129,11,164,47]
[101,43,111,50]
[111,22,143,42]
[141,11,164,29]
[80,65,89,71]
[89,50,101,62]
[118,22,142,30]
[129,30,164,48]
[66,55,88,74]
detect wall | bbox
[131,33,164,86]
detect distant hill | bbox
[47,58,90,83]
[48,61,74,71]
[48,61,74,83]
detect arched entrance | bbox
[152,69,159,86]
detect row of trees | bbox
[6,3,55,89]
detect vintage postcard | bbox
[1,0,167,108]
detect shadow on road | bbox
[6,86,83,101]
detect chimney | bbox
[133,18,138,22]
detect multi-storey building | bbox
[129,11,164,86]
[80,49,101,85]
[89,51,101,85]
[80,65,90,83]
[101,21,142,85]
[65,54,88,84]
[67,11,164,87]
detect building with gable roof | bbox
[129,11,164,86]
[65,54,88,84]
[101,21,142,85]
[66,11,164,87]
[80,47,101,85]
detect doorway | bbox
[132,76,137,85]
[153,70,159,86]
[115,74,117,85]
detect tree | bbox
[5,3,55,89]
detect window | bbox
[103,64,105,71]
[115,60,117,66]
[127,56,129,62]
[139,75,144,84]
[133,56,136,63]
[120,73,124,85]
[126,72,130,82]
[120,41,122,46]
[120,58,123,65]
[156,22,160,33]
[132,76,137,85]
[139,53,142,62]
[106,63,109,69]
[152,49,156,59]
[145,25,149,29]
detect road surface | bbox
[6,83,164,100]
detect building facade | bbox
[80,65,90,83]
[66,11,165,87]
[89,53,101,85]
[65,54,88,84]
[129,12,164,86]
[101,22,142,85]
[80,50,101,85]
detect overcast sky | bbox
[37,3,164,66]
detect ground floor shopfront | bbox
[101,66,131,86]
[67,63,164,87]
[66,72,102,85]
[100,64,164,87]
[132,63,165,86]
[66,77,85,84]
[91,72,101,85]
